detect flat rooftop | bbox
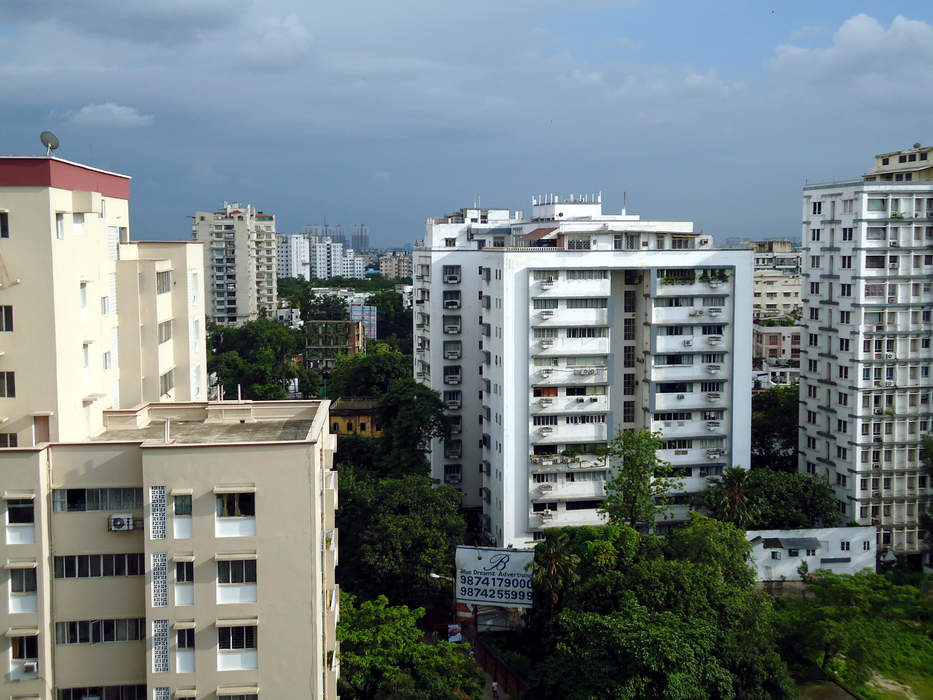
[93,401,322,445]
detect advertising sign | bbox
[455,546,534,609]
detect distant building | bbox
[0,155,207,445]
[379,251,413,279]
[753,325,801,362]
[276,232,309,279]
[753,364,800,390]
[746,527,876,581]
[303,319,365,371]
[330,397,383,437]
[275,306,302,328]
[193,202,277,325]
[350,304,377,340]
[799,144,933,558]
[753,270,802,319]
[351,224,370,251]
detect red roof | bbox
[520,226,558,242]
[0,156,130,199]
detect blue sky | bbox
[1,1,931,247]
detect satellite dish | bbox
[40,130,60,156]
[913,142,922,149]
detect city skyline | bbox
[1,2,931,246]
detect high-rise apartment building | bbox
[414,196,753,547]
[0,399,339,699]
[275,232,309,280]
[0,156,207,445]
[193,203,277,325]
[799,145,933,558]
[379,251,413,279]
[351,224,370,251]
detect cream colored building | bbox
[0,399,339,699]
[193,204,277,325]
[753,270,802,319]
[753,324,801,362]
[0,156,208,445]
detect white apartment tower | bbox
[0,156,207,445]
[799,145,933,558]
[414,196,753,547]
[276,232,310,280]
[193,203,277,325]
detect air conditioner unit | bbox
[109,514,134,531]
[444,275,460,284]
[539,483,553,492]
[539,510,553,519]
[682,339,693,347]
[444,300,460,309]
[23,661,38,674]
[872,491,880,498]
[540,310,554,318]
[539,397,553,406]
[540,339,554,348]
[707,364,721,373]
[689,310,702,317]
[444,326,460,334]
[676,394,686,400]
[708,335,722,344]
[415,371,424,378]
[884,380,895,387]
[589,396,598,402]
[676,420,686,427]
[888,262,898,269]
[576,397,585,403]
[540,280,554,289]
[706,392,721,401]
[890,241,898,247]
[706,421,721,430]
[674,449,688,455]
[445,352,460,360]
[885,352,896,360]
[708,308,722,316]
[663,421,672,427]
[539,426,554,435]
[873,409,883,415]
[888,297,897,303]
[445,401,461,410]
[541,368,553,376]
[875,324,885,331]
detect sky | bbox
[1,1,932,247]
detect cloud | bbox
[237,13,312,70]
[69,103,154,128]
[569,68,604,86]
[788,24,825,42]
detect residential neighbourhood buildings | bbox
[414,196,753,547]
[798,145,933,558]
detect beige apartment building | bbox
[753,324,801,362]
[753,270,802,319]
[0,399,339,700]
[192,204,277,325]
[0,156,207,445]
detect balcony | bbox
[444,325,461,335]
[445,400,461,410]
[533,337,610,357]
[532,308,609,327]
[531,422,608,444]
[443,373,461,385]
[443,299,461,310]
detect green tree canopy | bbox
[302,294,349,321]
[751,384,799,471]
[700,466,760,528]
[338,593,482,700]
[375,378,449,476]
[599,428,683,529]
[327,342,409,397]
[335,468,466,609]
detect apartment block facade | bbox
[414,196,752,547]
[0,400,339,699]
[798,145,933,557]
[275,234,367,281]
[378,251,413,279]
[0,156,207,445]
[753,270,802,319]
[193,204,277,325]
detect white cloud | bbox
[238,13,311,70]
[569,68,604,86]
[69,103,154,127]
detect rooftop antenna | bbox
[40,130,60,156]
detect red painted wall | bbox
[0,157,131,199]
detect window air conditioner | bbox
[576,397,585,403]
[885,352,895,360]
[890,241,898,247]
[888,297,897,303]
[23,662,38,673]
[109,514,134,531]
[683,339,693,347]
[676,394,686,400]
[539,483,553,492]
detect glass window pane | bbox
[85,488,100,511]
[102,554,114,576]
[115,618,127,641]
[89,555,102,577]
[103,619,115,642]
[239,493,255,516]
[77,555,90,577]
[114,554,126,576]
[65,556,77,578]
[109,488,123,509]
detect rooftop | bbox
[93,401,322,445]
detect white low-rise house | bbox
[746,527,877,581]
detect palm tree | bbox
[530,531,580,611]
[706,466,759,528]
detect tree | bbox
[302,294,349,322]
[327,342,409,397]
[338,593,482,700]
[336,469,466,609]
[701,467,760,528]
[208,319,305,399]
[366,289,413,354]
[375,378,449,476]
[599,429,682,529]
[745,468,837,529]
[751,384,799,471]
[530,530,580,613]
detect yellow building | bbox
[329,397,383,437]
[0,156,208,445]
[0,400,339,699]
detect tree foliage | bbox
[338,593,482,700]
[523,517,796,699]
[208,319,317,400]
[302,294,349,322]
[328,342,410,398]
[700,467,838,530]
[751,385,799,472]
[375,378,449,475]
[336,467,466,609]
[599,429,683,529]
[366,289,414,354]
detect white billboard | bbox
[455,546,534,609]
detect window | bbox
[12,634,38,659]
[174,494,192,516]
[53,554,144,578]
[7,498,33,524]
[771,551,781,560]
[0,370,15,397]
[0,212,9,238]
[11,567,36,593]
[867,198,887,212]
[812,201,822,215]
[218,559,257,584]
[73,213,84,235]
[841,256,852,269]
[840,540,850,552]
[842,227,853,241]
[565,269,607,280]
[52,488,143,512]
[810,256,820,269]
[158,320,173,344]
[176,561,194,583]
[810,228,821,241]
[0,305,12,331]
[178,628,195,649]
[216,493,255,518]
[0,432,17,447]
[218,625,256,650]
[444,238,456,247]
[863,540,871,552]
[156,271,171,294]
[56,618,145,645]
[566,298,608,309]
[533,298,558,310]
[159,369,174,396]
[566,327,607,338]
